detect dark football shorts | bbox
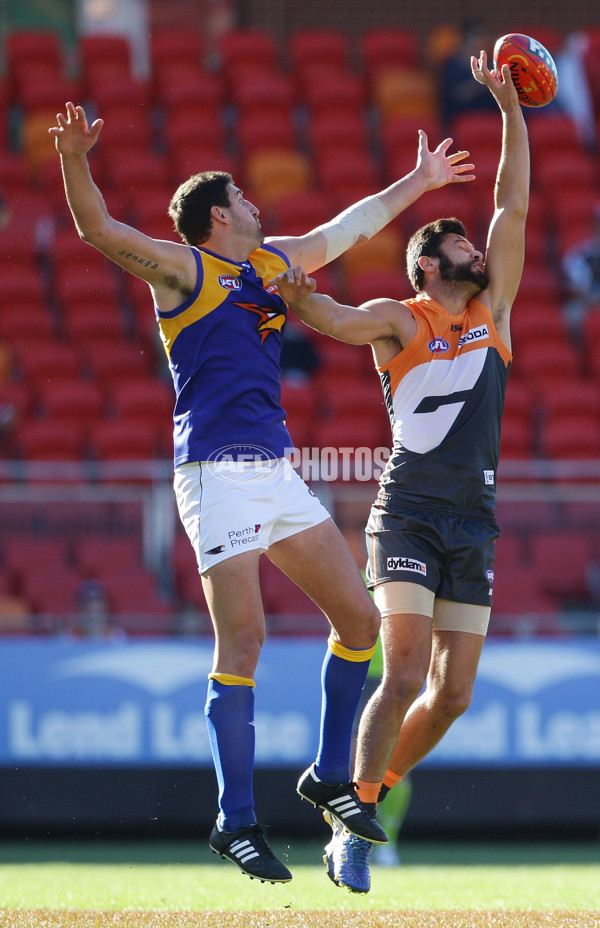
[365,502,499,608]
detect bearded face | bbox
[438,251,489,292]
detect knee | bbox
[329,595,380,651]
[216,626,264,677]
[381,667,427,710]
[434,683,473,722]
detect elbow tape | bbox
[317,195,391,263]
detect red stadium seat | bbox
[170,143,239,188]
[499,416,534,459]
[3,534,70,579]
[75,535,143,577]
[237,111,297,156]
[39,379,106,427]
[503,378,535,429]
[289,29,350,75]
[308,110,370,164]
[15,419,86,461]
[516,341,582,385]
[107,378,174,425]
[0,304,55,343]
[219,29,279,93]
[84,342,156,386]
[232,72,295,116]
[22,568,82,616]
[313,411,388,452]
[408,187,475,237]
[13,339,83,385]
[534,377,600,422]
[150,29,204,77]
[490,562,560,621]
[259,557,326,630]
[89,420,162,461]
[338,225,403,282]
[527,113,583,160]
[529,530,595,600]
[316,150,380,206]
[98,567,173,619]
[541,413,600,460]
[346,268,409,306]
[361,28,421,77]
[535,150,599,200]
[273,191,335,236]
[156,65,223,114]
[163,108,225,154]
[78,34,132,84]
[303,71,366,117]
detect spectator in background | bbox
[75,579,124,640]
[438,21,499,130]
[561,204,600,338]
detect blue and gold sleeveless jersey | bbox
[155,243,292,466]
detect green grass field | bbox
[0,837,598,926]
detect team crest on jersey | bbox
[428,337,450,353]
[236,301,286,343]
[218,274,242,291]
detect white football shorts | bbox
[174,457,331,574]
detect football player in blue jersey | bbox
[50,100,474,883]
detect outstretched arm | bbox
[273,266,412,348]
[49,102,196,305]
[471,53,530,345]
[268,131,475,273]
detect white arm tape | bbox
[316,195,392,263]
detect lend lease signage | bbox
[0,640,322,767]
[0,639,598,767]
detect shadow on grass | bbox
[0,837,598,866]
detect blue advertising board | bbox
[0,637,598,768]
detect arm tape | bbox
[316,195,392,264]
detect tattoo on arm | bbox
[118,249,159,270]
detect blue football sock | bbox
[314,647,370,784]
[205,679,257,831]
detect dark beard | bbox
[438,253,489,292]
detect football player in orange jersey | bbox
[275,50,529,893]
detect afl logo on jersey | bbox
[218,275,242,291]
[428,337,450,353]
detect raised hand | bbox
[416,130,475,191]
[471,49,520,110]
[48,102,104,156]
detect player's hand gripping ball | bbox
[493,33,558,107]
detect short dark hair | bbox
[406,217,467,292]
[168,171,233,245]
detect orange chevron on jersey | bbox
[381,294,511,399]
[376,294,512,517]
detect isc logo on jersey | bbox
[458,324,489,348]
[387,556,427,575]
[218,275,242,291]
